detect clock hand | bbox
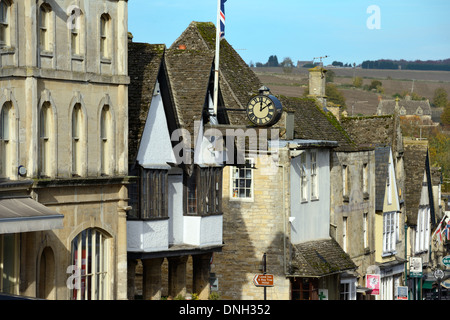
[260,103,272,111]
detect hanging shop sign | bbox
[410,257,423,278]
[366,274,380,295]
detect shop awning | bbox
[0,197,64,234]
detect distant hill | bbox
[361,58,450,71]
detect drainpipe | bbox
[280,163,288,275]
[404,222,408,287]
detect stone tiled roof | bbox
[165,47,215,143]
[341,115,404,156]
[403,140,429,226]
[377,98,431,116]
[128,21,362,162]
[374,146,390,212]
[289,238,356,277]
[279,96,357,151]
[128,42,165,164]
[171,21,262,126]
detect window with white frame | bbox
[100,105,111,175]
[0,0,10,48]
[415,207,430,253]
[39,102,52,177]
[0,102,11,178]
[340,279,356,300]
[342,165,349,199]
[310,151,318,199]
[72,104,83,176]
[231,158,253,200]
[70,229,108,300]
[39,4,52,52]
[300,152,308,202]
[343,217,348,252]
[363,212,368,248]
[383,211,397,255]
[386,167,392,205]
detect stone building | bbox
[0,0,129,299]
[341,115,408,299]
[377,96,432,122]
[126,31,227,299]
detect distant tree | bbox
[325,70,335,83]
[332,61,343,67]
[441,102,450,126]
[281,57,294,73]
[352,76,363,88]
[266,55,279,67]
[326,83,346,107]
[433,87,448,108]
[368,80,382,90]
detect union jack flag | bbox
[219,0,227,39]
[445,221,450,241]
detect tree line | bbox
[361,58,450,71]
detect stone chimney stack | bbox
[308,66,327,106]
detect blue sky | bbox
[128,0,450,66]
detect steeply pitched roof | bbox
[374,146,391,211]
[128,42,165,164]
[403,139,429,225]
[170,21,262,126]
[289,238,356,277]
[164,47,215,141]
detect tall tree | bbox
[433,87,448,108]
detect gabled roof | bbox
[341,115,404,156]
[403,139,431,225]
[377,98,431,116]
[164,47,215,141]
[289,238,356,277]
[128,42,165,164]
[279,96,357,151]
[170,21,262,126]
[374,146,391,211]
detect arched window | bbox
[39,3,52,52]
[70,229,109,300]
[72,104,83,176]
[100,105,111,175]
[38,247,55,299]
[100,14,110,59]
[0,0,11,48]
[39,102,52,177]
[0,102,11,178]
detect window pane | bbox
[1,234,17,294]
[71,229,107,300]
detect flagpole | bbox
[213,0,221,118]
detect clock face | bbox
[246,95,279,126]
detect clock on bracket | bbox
[246,91,283,127]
